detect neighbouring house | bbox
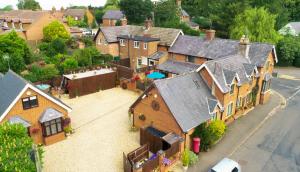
[279,22,300,36]
[129,72,222,149]
[94,19,183,70]
[102,10,126,27]
[129,34,277,150]
[0,10,69,44]
[0,70,72,145]
[63,8,95,26]
[176,0,199,30]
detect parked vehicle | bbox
[210,158,241,172]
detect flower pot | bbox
[183,166,188,171]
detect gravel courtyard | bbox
[43,88,140,172]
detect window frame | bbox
[134,41,140,48]
[144,42,148,50]
[22,96,39,110]
[187,56,195,63]
[42,118,63,137]
[119,39,125,46]
[210,112,217,121]
[230,84,235,95]
[227,102,233,116]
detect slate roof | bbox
[148,51,167,60]
[180,8,189,17]
[0,10,48,23]
[169,35,275,67]
[8,116,31,127]
[0,70,71,119]
[97,25,182,46]
[154,72,217,132]
[157,60,201,75]
[204,54,259,93]
[289,22,300,34]
[118,35,160,42]
[39,108,63,123]
[102,10,124,20]
[64,9,85,18]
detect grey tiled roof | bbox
[0,70,71,118]
[0,10,48,23]
[207,98,218,113]
[98,25,182,46]
[154,72,216,132]
[39,108,63,123]
[102,10,124,20]
[0,70,27,118]
[243,63,256,76]
[118,35,160,42]
[180,8,189,17]
[289,22,300,34]
[205,54,259,93]
[8,116,31,127]
[169,35,275,67]
[64,9,85,18]
[148,51,167,60]
[187,21,199,27]
[157,60,201,74]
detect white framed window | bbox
[149,59,155,66]
[144,42,148,49]
[12,22,15,29]
[210,112,217,121]
[262,80,271,93]
[230,84,235,95]
[137,57,142,68]
[265,61,270,71]
[97,38,101,45]
[120,39,125,46]
[134,41,140,48]
[227,102,233,116]
[19,23,23,30]
[236,97,242,108]
[75,16,78,21]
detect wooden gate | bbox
[140,127,166,153]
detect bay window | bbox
[42,118,63,137]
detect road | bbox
[230,78,300,172]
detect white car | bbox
[210,158,241,172]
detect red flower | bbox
[31,128,40,134]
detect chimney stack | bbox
[205,29,216,41]
[144,19,153,30]
[121,18,127,26]
[239,35,250,59]
[176,0,182,7]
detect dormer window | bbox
[120,39,125,46]
[230,84,235,95]
[134,41,140,48]
[144,42,148,50]
[19,23,23,30]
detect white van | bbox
[210,158,241,172]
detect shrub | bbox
[193,120,226,151]
[181,149,190,167]
[24,64,59,82]
[61,57,78,72]
[188,150,198,166]
[294,58,300,67]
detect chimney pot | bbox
[205,29,216,41]
[121,18,127,26]
[144,19,153,30]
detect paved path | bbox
[188,91,282,172]
[229,78,300,172]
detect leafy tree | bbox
[276,36,300,66]
[193,16,212,29]
[94,8,105,24]
[154,0,180,27]
[73,47,100,67]
[61,58,79,72]
[0,31,32,73]
[43,21,70,42]
[230,7,281,44]
[120,0,153,24]
[24,64,59,82]
[0,123,39,171]
[17,0,41,10]
[39,38,67,57]
[0,5,13,11]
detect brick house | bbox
[102,10,126,27]
[176,0,199,30]
[129,72,222,149]
[63,8,95,26]
[0,10,69,44]
[0,70,72,145]
[94,20,183,70]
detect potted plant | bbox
[64,126,74,137]
[182,149,190,171]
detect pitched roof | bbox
[39,108,63,123]
[0,10,48,23]
[157,60,201,74]
[289,22,300,33]
[169,35,275,67]
[8,116,31,127]
[102,10,124,20]
[64,9,85,18]
[0,70,71,120]
[148,51,167,60]
[118,35,160,42]
[154,72,217,132]
[180,8,189,17]
[97,25,182,46]
[204,54,259,93]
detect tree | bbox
[230,7,281,44]
[43,21,70,42]
[0,5,13,11]
[24,64,59,82]
[276,36,300,66]
[73,47,101,67]
[61,58,79,72]
[0,31,32,73]
[0,123,38,171]
[39,38,67,57]
[154,0,180,27]
[17,0,41,10]
[120,0,153,24]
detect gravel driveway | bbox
[43,88,140,172]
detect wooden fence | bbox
[67,71,116,98]
[110,63,134,80]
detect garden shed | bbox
[61,68,117,98]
